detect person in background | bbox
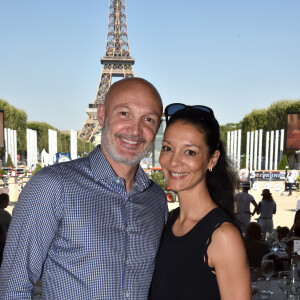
[285,237,300,265]
[290,210,300,237]
[257,189,276,236]
[236,181,259,234]
[285,171,296,196]
[0,193,11,234]
[0,227,6,267]
[150,103,251,300]
[0,78,168,299]
[276,226,290,242]
[249,170,256,189]
[244,222,270,268]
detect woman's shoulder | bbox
[212,221,244,249]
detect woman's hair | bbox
[294,210,300,222]
[166,109,237,219]
[262,193,274,202]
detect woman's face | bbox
[159,120,219,193]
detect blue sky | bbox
[1,0,299,131]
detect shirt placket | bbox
[123,195,133,299]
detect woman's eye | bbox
[186,150,196,156]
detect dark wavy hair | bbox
[166,109,237,219]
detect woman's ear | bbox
[208,150,220,170]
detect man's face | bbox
[98,79,162,167]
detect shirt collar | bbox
[89,145,151,191]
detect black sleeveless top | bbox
[150,207,236,300]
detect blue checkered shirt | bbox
[0,146,168,299]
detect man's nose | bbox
[129,119,143,136]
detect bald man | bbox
[0,78,168,300]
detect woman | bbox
[150,103,251,299]
[257,189,276,235]
[289,210,300,237]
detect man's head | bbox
[0,193,9,209]
[98,78,163,167]
[276,226,289,241]
[245,222,263,240]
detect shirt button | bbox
[126,258,129,264]
[126,227,130,233]
[126,291,130,297]
[116,179,120,184]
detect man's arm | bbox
[0,166,64,299]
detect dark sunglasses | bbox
[164,103,214,123]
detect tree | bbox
[240,155,246,169]
[5,154,14,168]
[0,98,27,155]
[33,164,43,175]
[278,154,289,170]
[220,122,242,151]
[148,171,167,190]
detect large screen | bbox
[0,110,3,148]
[286,112,300,150]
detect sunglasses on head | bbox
[164,103,214,123]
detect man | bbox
[235,181,259,233]
[244,222,270,268]
[0,78,168,299]
[0,193,11,234]
[285,171,296,196]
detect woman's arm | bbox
[207,222,251,300]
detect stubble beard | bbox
[101,119,153,167]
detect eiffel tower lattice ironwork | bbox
[78,0,135,143]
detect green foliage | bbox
[58,132,70,153]
[278,154,289,170]
[27,121,56,153]
[0,98,27,155]
[33,164,43,175]
[240,155,246,169]
[220,122,242,150]
[0,169,7,176]
[5,154,14,168]
[77,138,95,156]
[238,99,300,156]
[148,171,167,189]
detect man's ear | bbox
[97,104,105,127]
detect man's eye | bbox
[145,117,154,123]
[120,112,128,116]
[162,146,171,152]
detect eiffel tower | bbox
[79,0,135,143]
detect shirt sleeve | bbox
[0,166,64,299]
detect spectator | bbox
[285,237,300,264]
[0,193,11,234]
[244,222,270,268]
[236,181,259,233]
[276,226,290,242]
[290,210,300,237]
[249,170,256,189]
[285,171,296,196]
[257,189,276,235]
[0,226,6,267]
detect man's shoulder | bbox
[147,178,165,194]
[27,156,91,187]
